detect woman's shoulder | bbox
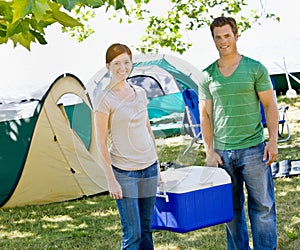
[94,89,113,111]
[131,84,147,96]
[131,84,144,91]
[95,89,113,102]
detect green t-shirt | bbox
[199,56,272,150]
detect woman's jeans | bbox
[112,161,158,250]
[216,142,277,250]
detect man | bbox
[199,17,278,250]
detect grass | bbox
[0,95,299,250]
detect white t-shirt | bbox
[96,85,157,170]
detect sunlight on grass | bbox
[0,95,299,249]
[91,208,118,217]
[60,222,88,232]
[290,216,300,226]
[104,224,120,232]
[42,223,59,229]
[155,245,179,250]
[278,191,288,196]
[42,215,72,222]
[85,200,98,205]
[14,218,36,224]
[0,230,35,239]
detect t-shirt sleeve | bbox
[142,89,149,106]
[95,91,110,115]
[198,70,213,100]
[255,63,273,92]
[135,85,149,106]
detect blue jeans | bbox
[112,161,158,250]
[216,143,277,250]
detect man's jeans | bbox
[216,142,277,250]
[113,161,158,250]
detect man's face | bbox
[213,24,238,57]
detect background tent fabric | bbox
[0,74,107,208]
[88,54,205,138]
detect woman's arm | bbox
[95,111,123,199]
[146,117,162,185]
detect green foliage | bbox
[120,0,279,54]
[61,5,96,42]
[0,0,279,52]
[0,0,124,50]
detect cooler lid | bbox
[158,166,231,194]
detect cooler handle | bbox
[156,182,169,202]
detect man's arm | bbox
[258,89,278,165]
[199,99,223,167]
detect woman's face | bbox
[107,53,132,83]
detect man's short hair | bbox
[210,17,238,37]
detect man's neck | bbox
[217,53,243,77]
[218,52,242,67]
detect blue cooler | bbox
[152,166,233,233]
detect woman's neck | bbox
[111,79,130,90]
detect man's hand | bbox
[264,141,278,166]
[206,150,223,167]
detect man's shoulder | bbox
[242,56,262,66]
[203,60,218,73]
[241,56,269,74]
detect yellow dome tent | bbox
[0,74,107,208]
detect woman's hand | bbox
[108,179,123,200]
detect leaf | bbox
[115,0,125,10]
[49,2,83,27]
[81,0,106,8]
[107,0,125,10]
[53,11,83,27]
[12,0,34,22]
[29,29,47,44]
[11,32,34,50]
[0,23,7,37]
[33,0,52,21]
[6,19,29,37]
[0,1,13,22]
[57,0,78,11]
[0,36,8,45]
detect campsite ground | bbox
[0,95,299,250]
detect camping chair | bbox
[260,102,290,143]
[260,78,290,143]
[182,88,202,154]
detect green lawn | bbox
[0,95,299,250]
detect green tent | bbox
[271,72,300,95]
[88,54,205,138]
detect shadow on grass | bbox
[278,131,300,161]
[0,177,299,250]
[275,176,300,249]
[0,194,121,250]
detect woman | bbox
[95,43,160,250]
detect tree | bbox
[0,0,125,50]
[120,0,279,54]
[0,0,279,52]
